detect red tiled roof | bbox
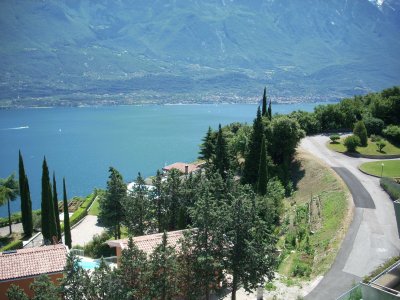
[108,230,185,255]
[162,162,200,174]
[0,244,68,281]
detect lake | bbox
[0,103,322,217]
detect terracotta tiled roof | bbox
[162,162,200,174]
[108,230,185,255]
[0,244,68,281]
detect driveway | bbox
[69,215,105,247]
[302,135,400,299]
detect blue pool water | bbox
[78,260,100,270]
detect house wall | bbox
[0,273,63,299]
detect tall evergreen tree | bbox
[19,150,33,237]
[60,253,90,299]
[6,284,29,300]
[199,126,215,163]
[147,232,180,300]
[123,172,148,236]
[98,167,126,239]
[261,87,267,116]
[214,124,230,179]
[152,169,165,232]
[63,178,72,249]
[242,107,264,186]
[164,169,182,231]
[30,275,60,300]
[353,120,368,146]
[52,172,62,241]
[268,98,272,121]
[257,136,268,196]
[41,157,57,244]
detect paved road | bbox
[302,135,400,300]
[69,215,105,247]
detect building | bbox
[162,162,202,175]
[0,244,68,299]
[107,230,185,259]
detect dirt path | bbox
[302,135,400,299]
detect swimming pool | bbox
[78,260,100,270]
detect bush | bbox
[370,134,382,142]
[0,240,23,252]
[69,192,97,227]
[383,125,400,145]
[82,232,114,258]
[329,134,340,143]
[292,259,311,277]
[363,116,384,136]
[353,121,368,146]
[380,177,400,201]
[344,135,361,152]
[376,141,387,152]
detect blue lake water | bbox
[0,103,323,217]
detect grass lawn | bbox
[88,197,100,216]
[278,151,350,279]
[327,138,400,156]
[359,160,400,178]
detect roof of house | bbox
[162,162,200,174]
[107,230,185,255]
[0,244,68,281]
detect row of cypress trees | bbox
[18,151,71,248]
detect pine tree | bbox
[19,150,33,237]
[63,178,72,249]
[41,157,57,245]
[164,169,182,231]
[147,232,180,300]
[30,275,60,300]
[52,172,62,241]
[123,172,148,236]
[262,87,267,116]
[117,237,148,299]
[199,126,215,163]
[214,124,230,179]
[257,136,268,195]
[6,284,29,300]
[98,167,126,239]
[268,98,272,121]
[60,253,90,299]
[242,107,264,186]
[152,169,164,232]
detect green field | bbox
[359,160,400,178]
[327,138,400,156]
[88,197,100,216]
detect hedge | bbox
[0,240,23,252]
[380,177,400,201]
[69,192,97,227]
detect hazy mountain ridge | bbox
[0,0,399,106]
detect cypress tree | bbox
[63,178,72,249]
[353,120,368,146]
[268,98,272,121]
[214,124,230,179]
[261,87,267,117]
[19,150,33,237]
[242,107,264,186]
[52,172,62,241]
[257,136,268,196]
[41,157,57,244]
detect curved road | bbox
[302,135,400,300]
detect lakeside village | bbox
[1,86,400,299]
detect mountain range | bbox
[0,0,399,106]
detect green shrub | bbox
[380,177,400,201]
[353,121,368,146]
[69,192,97,227]
[383,125,400,145]
[292,259,311,277]
[0,240,23,252]
[344,135,361,152]
[376,141,387,152]
[265,282,277,291]
[329,134,340,143]
[83,232,114,258]
[370,134,382,142]
[363,116,384,136]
